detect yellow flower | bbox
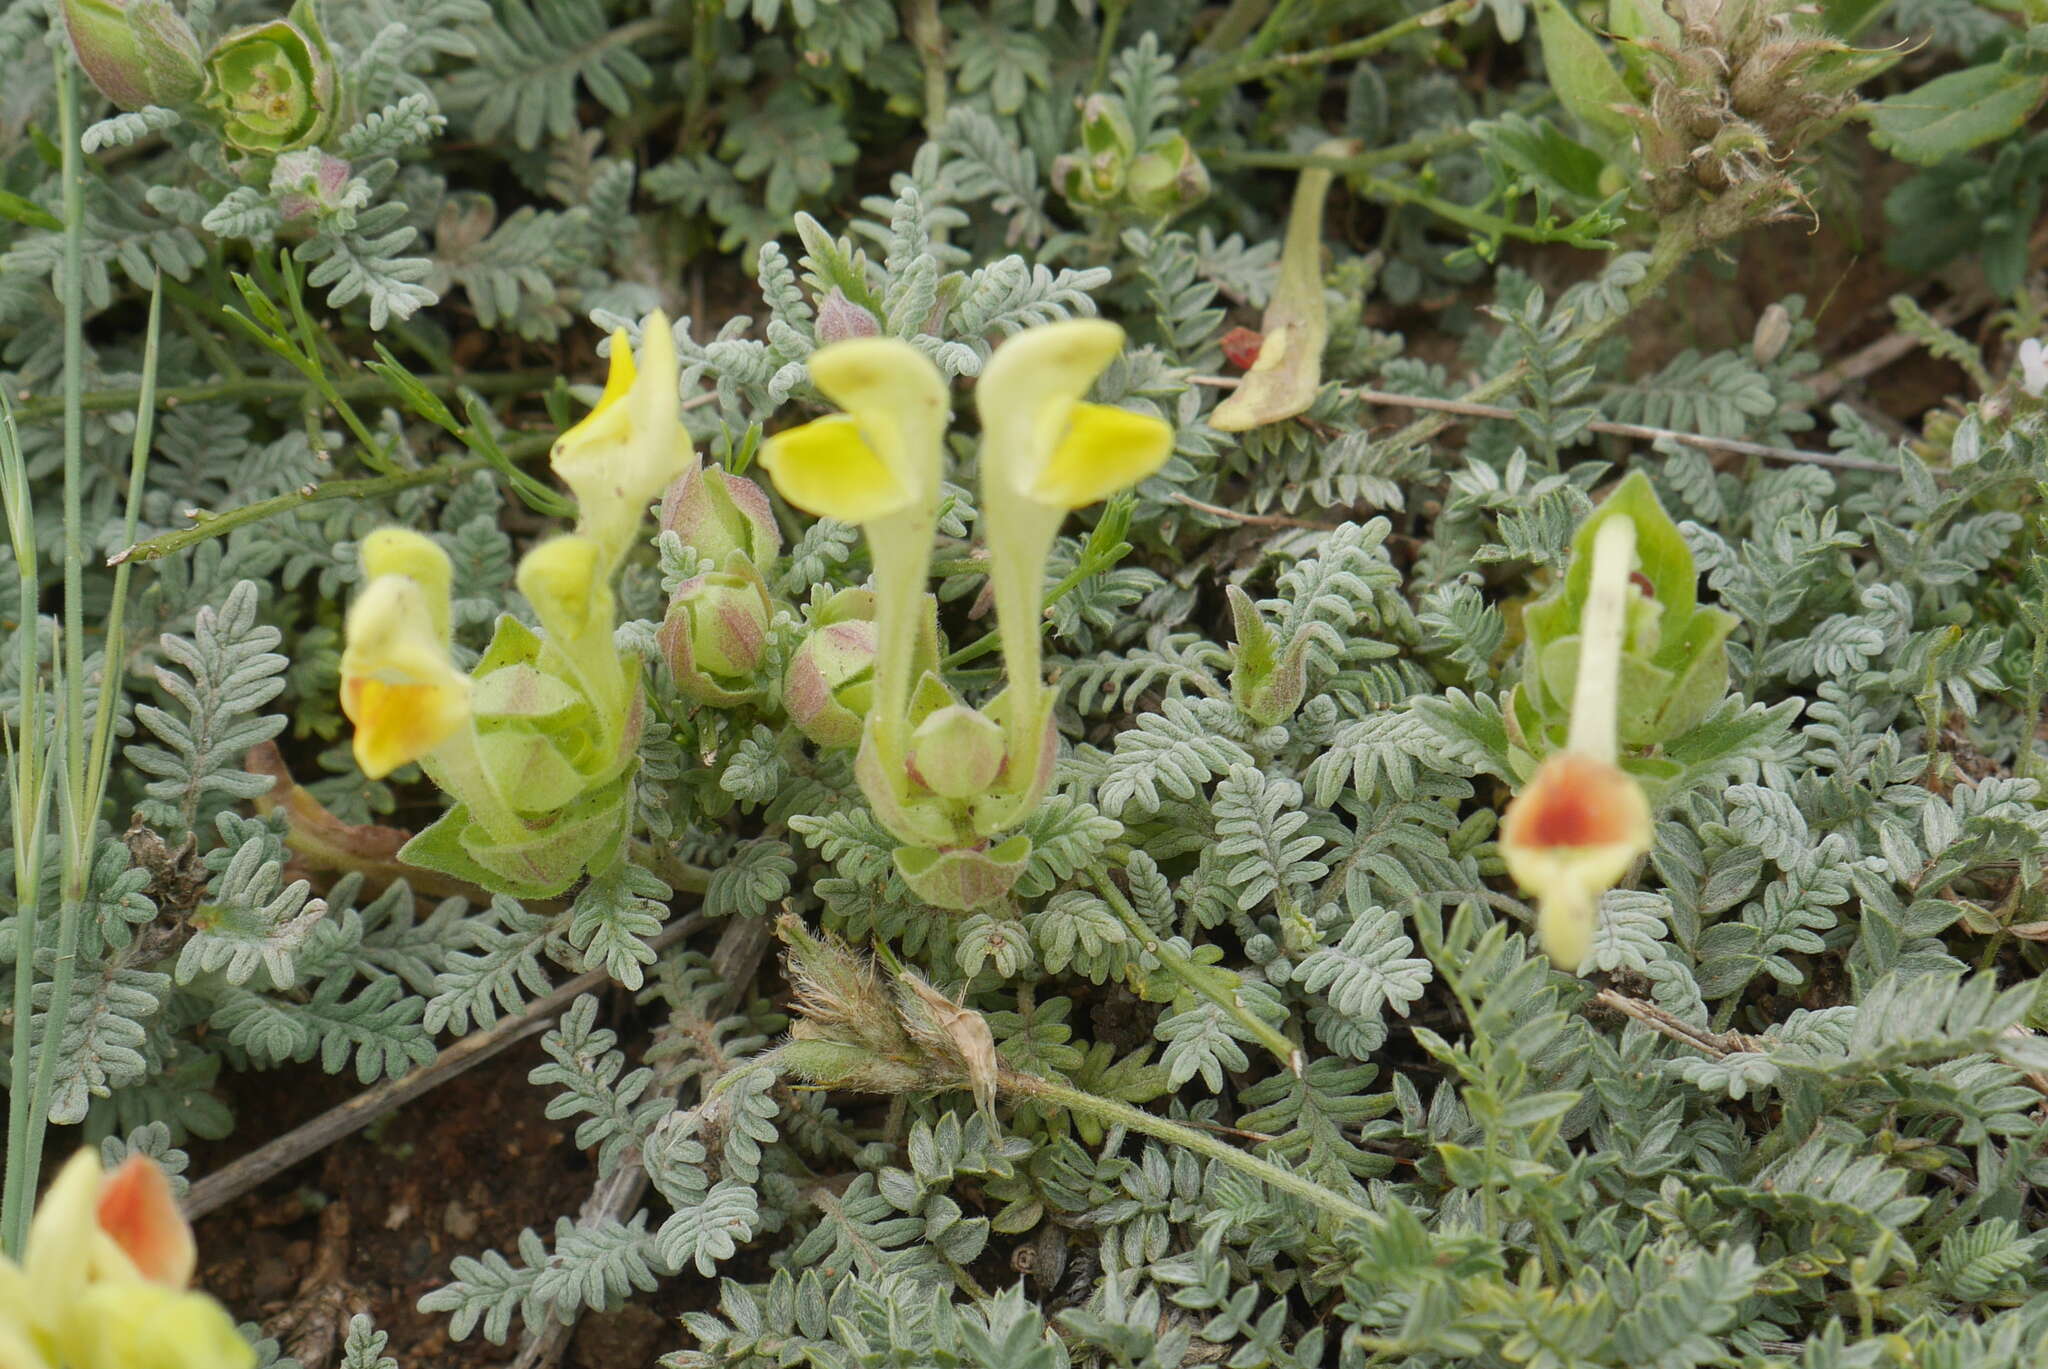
[0,1150,252,1369]
[976,320,1174,513]
[1500,514,1653,970]
[758,339,952,763]
[756,338,949,526]
[1499,751,1653,970]
[974,320,1172,764]
[551,310,696,570]
[341,530,470,781]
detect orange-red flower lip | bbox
[1503,751,1647,850]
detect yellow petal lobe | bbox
[759,415,914,524]
[1030,402,1174,509]
[340,576,472,779]
[566,326,638,441]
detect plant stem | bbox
[1207,122,1475,173]
[85,280,163,825]
[20,52,89,1230]
[1090,0,1127,90]
[111,433,554,565]
[1371,206,1704,459]
[0,404,49,1259]
[1000,1069,1377,1229]
[941,551,1100,670]
[10,368,556,424]
[905,0,949,139]
[1095,863,1301,1074]
[1184,0,1475,91]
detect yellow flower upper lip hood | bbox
[974,319,1173,509]
[340,534,472,781]
[3,1150,251,1369]
[551,311,696,568]
[757,337,949,526]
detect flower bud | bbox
[814,287,880,345]
[271,148,354,220]
[1225,585,1312,727]
[785,614,877,749]
[660,463,782,567]
[907,704,1006,800]
[201,0,336,154]
[1126,133,1211,217]
[62,0,205,111]
[659,559,773,706]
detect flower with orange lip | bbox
[1500,513,1655,970]
[339,529,470,781]
[0,1149,252,1369]
[1500,750,1653,971]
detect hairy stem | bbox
[1000,1070,1376,1229]
[10,368,555,424]
[1184,0,1476,91]
[112,434,554,565]
[1096,862,1301,1074]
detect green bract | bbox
[1513,471,1739,775]
[200,0,335,154]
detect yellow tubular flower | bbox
[978,320,1175,513]
[759,340,950,759]
[3,1151,250,1369]
[341,532,471,781]
[551,310,696,570]
[757,339,948,527]
[1500,515,1653,970]
[1500,750,1653,971]
[974,320,1173,761]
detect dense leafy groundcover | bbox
[5,0,2048,1364]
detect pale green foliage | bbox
[1,0,2044,1362]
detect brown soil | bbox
[190,1035,677,1369]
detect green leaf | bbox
[1532,0,1635,142]
[1867,61,2048,166]
[0,188,61,232]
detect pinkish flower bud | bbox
[659,560,773,706]
[62,0,205,111]
[814,288,880,345]
[272,148,354,220]
[660,463,782,567]
[785,617,878,749]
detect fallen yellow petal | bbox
[759,414,915,524]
